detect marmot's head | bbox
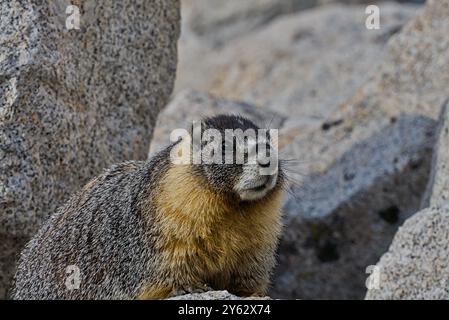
[181,114,283,202]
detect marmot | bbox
[12,115,285,299]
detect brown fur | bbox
[138,164,283,299]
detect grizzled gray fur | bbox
[12,149,170,299]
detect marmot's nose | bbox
[256,142,272,168]
[257,160,271,168]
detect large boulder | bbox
[365,101,449,300]
[273,114,435,299]
[175,2,420,120]
[181,0,317,46]
[180,0,424,46]
[365,206,449,300]
[273,0,449,299]
[0,0,180,298]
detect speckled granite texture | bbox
[0,0,180,298]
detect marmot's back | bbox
[12,158,166,299]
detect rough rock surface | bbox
[365,206,449,300]
[169,290,270,300]
[273,115,435,299]
[180,0,424,46]
[365,102,449,300]
[272,0,449,299]
[0,0,180,298]
[181,0,317,46]
[422,102,449,208]
[175,2,420,120]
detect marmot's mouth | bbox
[236,175,277,201]
[248,183,268,192]
[242,175,270,191]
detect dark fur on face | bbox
[186,115,283,201]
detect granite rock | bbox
[180,0,424,46]
[273,0,449,299]
[365,102,449,300]
[273,114,436,299]
[175,2,420,120]
[365,206,449,300]
[422,101,449,208]
[169,290,270,300]
[181,0,317,46]
[0,0,180,298]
